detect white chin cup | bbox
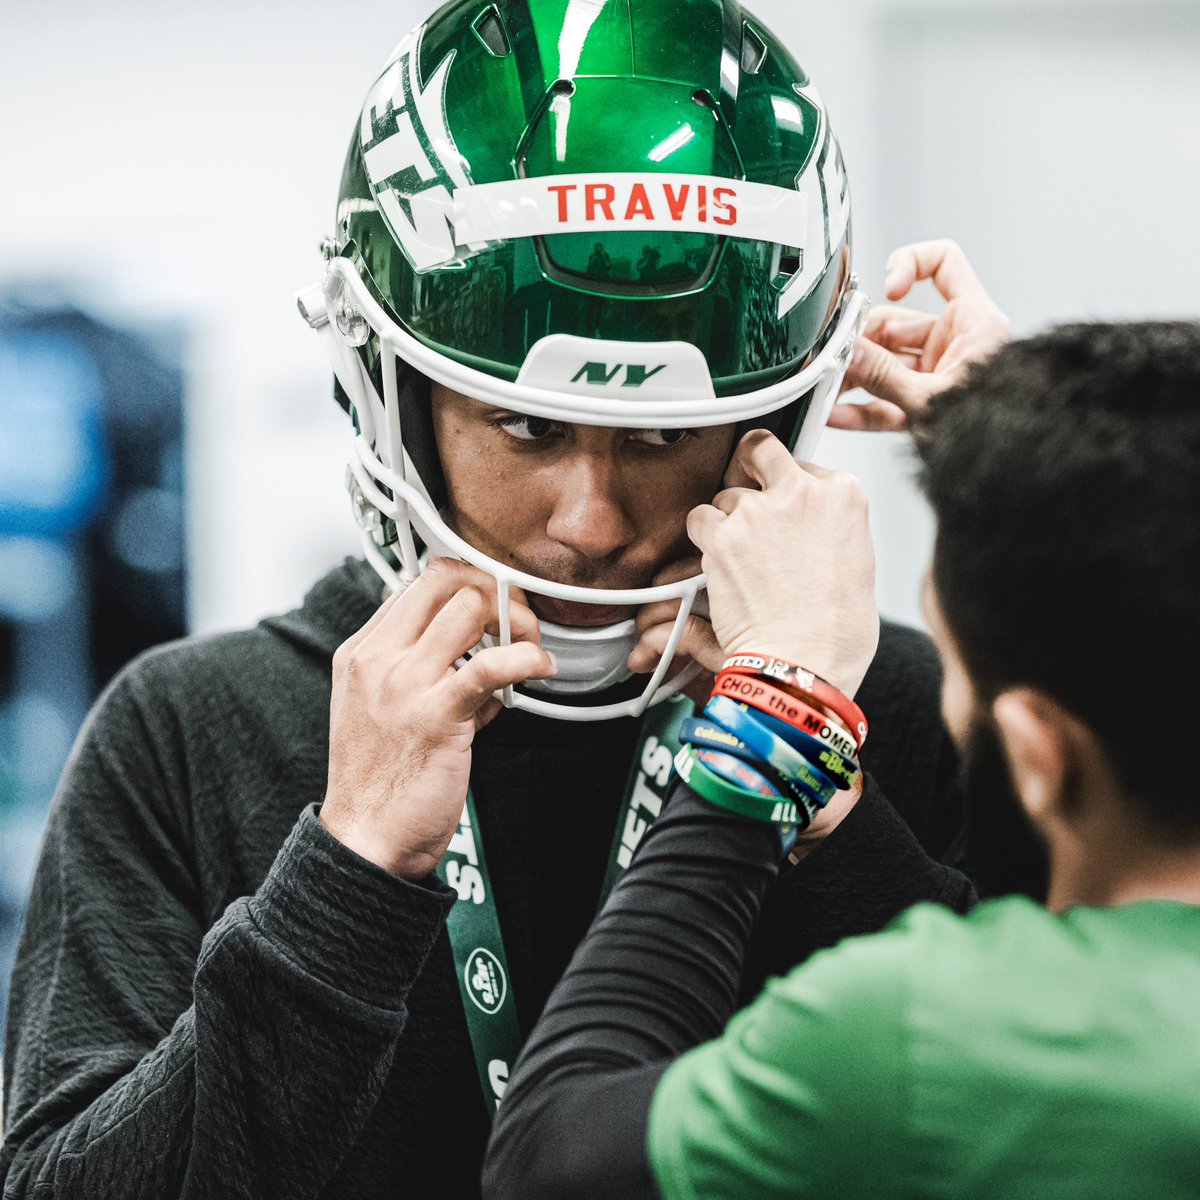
[521,618,638,695]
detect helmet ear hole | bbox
[391,363,447,509]
[332,377,353,417]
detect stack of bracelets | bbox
[674,652,867,855]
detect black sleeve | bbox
[483,775,977,1200]
[0,670,454,1199]
[483,781,780,1200]
[741,774,977,998]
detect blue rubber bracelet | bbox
[681,717,821,815]
[711,696,861,790]
[703,695,839,808]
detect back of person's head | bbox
[913,321,1200,838]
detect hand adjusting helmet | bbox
[298,0,866,722]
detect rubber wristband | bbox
[693,749,816,830]
[693,750,817,834]
[710,672,859,757]
[719,657,869,748]
[702,697,860,791]
[681,718,833,813]
[717,662,847,732]
[681,748,803,854]
[674,745,814,829]
[721,653,826,695]
[690,705,838,807]
[674,745,782,819]
[692,748,780,798]
[742,703,856,768]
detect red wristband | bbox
[710,672,860,757]
[719,654,869,747]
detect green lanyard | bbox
[434,695,693,1117]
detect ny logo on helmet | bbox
[571,362,668,388]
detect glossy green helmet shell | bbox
[334,0,854,416]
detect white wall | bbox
[1,0,1196,633]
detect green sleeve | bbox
[647,924,915,1200]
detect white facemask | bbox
[299,258,866,722]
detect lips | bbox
[528,595,636,627]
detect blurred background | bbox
[1,0,1198,1033]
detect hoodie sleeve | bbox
[1,664,454,1200]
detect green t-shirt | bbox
[648,897,1200,1199]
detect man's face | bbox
[923,571,1049,900]
[431,383,736,626]
[921,572,973,749]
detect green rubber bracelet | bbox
[673,745,812,829]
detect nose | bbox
[544,453,637,561]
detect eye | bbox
[493,414,559,441]
[631,428,696,447]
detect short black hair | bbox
[913,321,1200,836]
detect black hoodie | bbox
[1,559,971,1199]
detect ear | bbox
[991,689,1079,831]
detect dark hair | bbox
[913,321,1200,835]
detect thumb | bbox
[843,337,941,413]
[628,611,722,675]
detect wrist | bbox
[786,775,864,863]
[318,807,441,881]
[726,641,868,701]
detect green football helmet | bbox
[298,0,867,721]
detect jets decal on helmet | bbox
[779,84,851,317]
[356,26,813,274]
[357,31,483,272]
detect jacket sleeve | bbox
[0,667,454,1200]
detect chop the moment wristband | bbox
[710,671,859,758]
[719,653,870,746]
[693,702,838,807]
[674,745,815,829]
[702,698,860,791]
